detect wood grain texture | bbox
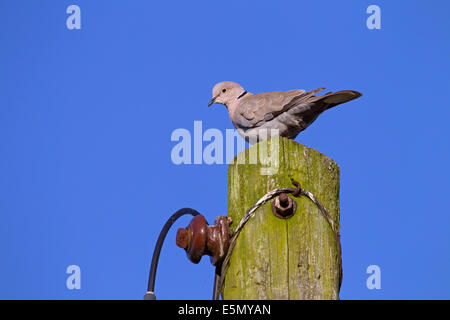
[222,136,340,300]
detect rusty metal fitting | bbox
[271,193,297,219]
[289,178,302,197]
[176,215,233,266]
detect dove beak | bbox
[208,96,218,107]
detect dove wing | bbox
[236,90,304,128]
[236,88,326,128]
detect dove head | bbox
[208,81,245,107]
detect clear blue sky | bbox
[1,0,449,299]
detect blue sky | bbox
[0,0,449,299]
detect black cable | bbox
[144,208,200,300]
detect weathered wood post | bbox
[222,136,341,299]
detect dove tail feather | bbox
[318,90,362,109]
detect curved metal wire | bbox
[144,208,201,300]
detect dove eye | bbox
[222,89,227,93]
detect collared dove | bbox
[208,81,362,143]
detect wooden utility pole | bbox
[222,136,341,299]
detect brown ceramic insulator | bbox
[175,215,207,264]
[176,215,232,266]
[175,228,189,250]
[207,216,233,266]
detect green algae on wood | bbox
[222,136,341,300]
